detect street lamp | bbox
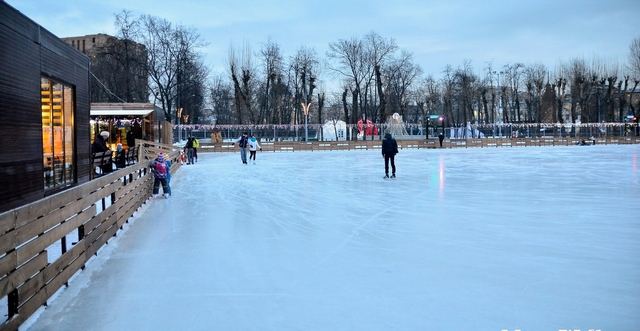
[176,107,184,142]
[302,102,311,142]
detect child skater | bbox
[149,152,171,198]
[248,134,262,164]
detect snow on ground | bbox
[25,145,640,331]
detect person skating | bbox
[382,132,399,178]
[233,132,249,164]
[184,137,194,164]
[192,137,200,163]
[248,134,262,164]
[438,132,445,148]
[149,152,171,198]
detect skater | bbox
[438,132,445,148]
[184,137,194,164]
[382,132,398,178]
[149,152,171,198]
[233,132,249,164]
[192,137,200,163]
[248,134,262,163]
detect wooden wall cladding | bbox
[0,2,90,213]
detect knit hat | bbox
[100,131,110,139]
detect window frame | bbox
[40,76,77,192]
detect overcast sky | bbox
[7,0,640,89]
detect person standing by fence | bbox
[233,132,249,164]
[382,133,399,178]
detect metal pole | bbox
[305,115,308,142]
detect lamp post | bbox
[177,107,183,141]
[302,102,311,142]
[425,114,429,140]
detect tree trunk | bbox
[375,65,386,123]
[342,88,350,127]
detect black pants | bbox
[153,178,171,195]
[250,150,256,160]
[384,154,396,175]
[193,148,198,161]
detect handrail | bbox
[0,140,181,330]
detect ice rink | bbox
[26,145,640,331]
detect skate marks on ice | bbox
[25,145,640,331]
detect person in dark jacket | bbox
[92,131,112,174]
[126,129,136,150]
[232,132,249,164]
[381,133,398,178]
[91,131,109,154]
[114,143,126,169]
[184,137,194,164]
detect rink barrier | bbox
[198,136,639,152]
[0,141,181,331]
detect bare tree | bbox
[364,32,397,122]
[328,37,367,126]
[210,75,233,124]
[139,15,204,122]
[629,37,640,78]
[229,45,255,124]
[524,64,547,123]
[259,40,284,124]
[503,63,524,122]
[385,51,422,120]
[85,10,150,104]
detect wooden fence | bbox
[0,141,180,331]
[198,136,640,153]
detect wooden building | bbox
[0,2,91,213]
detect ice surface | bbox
[24,145,640,331]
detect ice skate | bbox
[383,174,389,179]
[391,174,396,179]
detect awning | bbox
[90,109,154,116]
[90,103,160,117]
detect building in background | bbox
[62,34,148,104]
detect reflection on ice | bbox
[438,155,445,197]
[26,145,640,331]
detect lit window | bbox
[41,77,75,190]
